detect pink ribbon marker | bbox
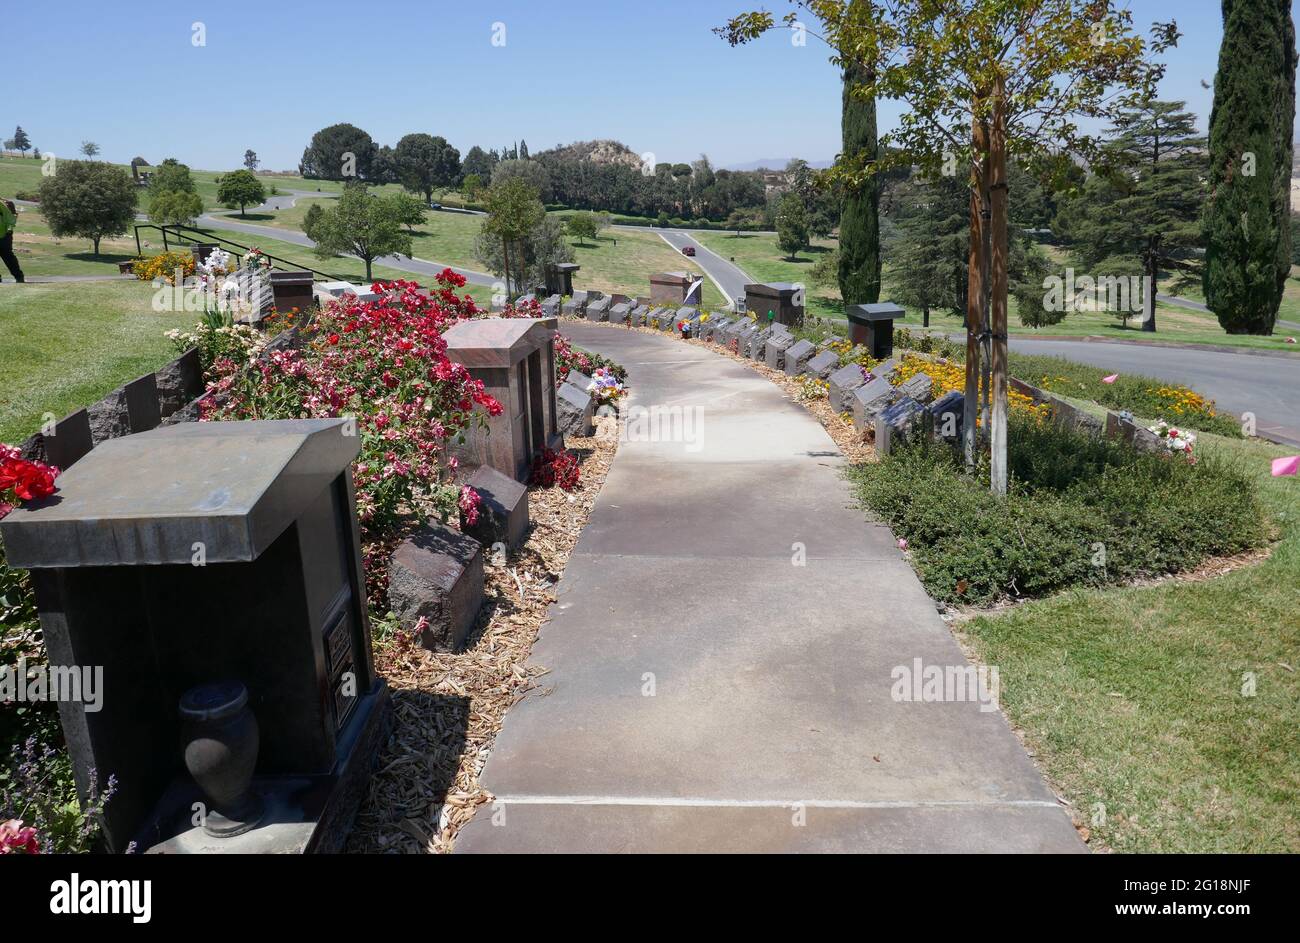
[1101,373,1119,384]
[1271,455,1299,477]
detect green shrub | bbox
[851,417,1268,604]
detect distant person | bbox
[0,198,24,283]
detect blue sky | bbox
[8,1,1295,172]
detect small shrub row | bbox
[850,416,1269,604]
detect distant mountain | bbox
[537,139,644,169]
[722,158,834,172]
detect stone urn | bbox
[179,681,264,837]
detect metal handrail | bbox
[132,223,334,280]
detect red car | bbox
[681,245,696,257]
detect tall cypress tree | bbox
[1203,0,1297,334]
[838,55,881,305]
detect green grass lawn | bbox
[1,155,366,211]
[692,230,842,319]
[0,281,195,444]
[217,201,720,305]
[957,430,1300,852]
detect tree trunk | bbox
[501,237,512,300]
[92,236,101,257]
[364,256,373,281]
[922,305,930,328]
[988,75,1010,498]
[963,104,988,471]
[1142,252,1158,332]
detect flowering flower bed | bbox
[203,273,501,540]
[529,447,581,491]
[890,354,1048,418]
[132,250,194,285]
[554,334,627,386]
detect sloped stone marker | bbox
[456,325,1084,854]
[586,297,611,322]
[852,375,896,430]
[764,331,796,371]
[783,339,816,376]
[609,302,630,325]
[389,525,484,652]
[805,348,839,379]
[556,382,595,437]
[827,363,868,412]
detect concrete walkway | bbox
[456,325,1083,853]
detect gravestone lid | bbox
[0,419,359,569]
[441,317,557,368]
[847,302,906,322]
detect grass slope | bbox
[959,431,1300,852]
[0,281,194,444]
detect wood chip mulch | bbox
[346,414,621,854]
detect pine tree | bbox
[12,126,31,157]
[837,52,881,305]
[887,174,968,325]
[1066,102,1206,332]
[1203,0,1297,334]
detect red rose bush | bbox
[204,273,500,535]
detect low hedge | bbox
[851,416,1269,604]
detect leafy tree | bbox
[1012,246,1064,328]
[371,145,399,185]
[79,141,99,159]
[718,0,1175,495]
[300,123,376,181]
[1203,0,1297,334]
[474,215,573,293]
[566,211,600,245]
[11,126,30,157]
[303,203,324,241]
[462,145,496,181]
[491,159,552,203]
[243,149,259,171]
[394,133,461,203]
[775,192,809,260]
[383,191,427,233]
[1064,102,1206,332]
[216,169,267,217]
[461,173,484,200]
[148,159,203,225]
[479,177,546,296]
[37,159,136,256]
[809,247,840,289]
[887,174,969,326]
[725,208,762,234]
[311,185,412,282]
[148,190,203,226]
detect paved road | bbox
[195,211,497,287]
[646,229,751,306]
[1009,338,1300,446]
[456,325,1083,853]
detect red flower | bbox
[329,333,341,345]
